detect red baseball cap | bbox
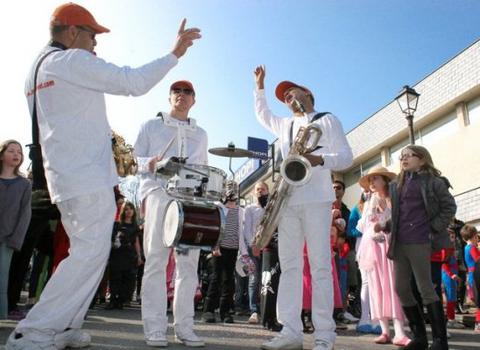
[50,3,110,34]
[275,80,312,103]
[170,80,195,94]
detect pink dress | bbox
[356,195,404,322]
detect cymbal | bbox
[209,146,254,158]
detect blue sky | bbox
[1,0,479,174]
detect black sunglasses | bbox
[171,88,194,96]
[77,26,96,40]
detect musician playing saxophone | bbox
[253,65,353,350]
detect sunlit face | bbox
[254,183,268,197]
[283,87,311,112]
[368,174,387,193]
[1,143,23,169]
[169,85,195,113]
[70,26,97,52]
[400,148,424,172]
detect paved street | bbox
[1,304,478,349]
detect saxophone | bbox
[111,131,137,177]
[253,103,322,249]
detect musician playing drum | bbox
[253,66,353,350]
[134,80,207,348]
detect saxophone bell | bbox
[280,154,312,186]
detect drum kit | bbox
[160,143,254,251]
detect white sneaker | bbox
[146,332,168,347]
[55,329,91,349]
[248,312,259,324]
[343,311,359,323]
[5,332,57,350]
[313,339,334,350]
[175,331,205,347]
[261,333,303,350]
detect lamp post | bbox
[395,85,420,145]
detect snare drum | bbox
[163,199,225,250]
[166,164,226,201]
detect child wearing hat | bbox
[356,166,410,346]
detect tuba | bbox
[253,102,322,249]
[111,131,137,177]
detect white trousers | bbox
[16,188,115,338]
[277,202,336,344]
[141,190,200,337]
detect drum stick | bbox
[158,136,176,160]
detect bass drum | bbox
[163,199,225,250]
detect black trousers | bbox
[234,272,249,312]
[457,269,467,306]
[8,218,51,311]
[109,265,136,304]
[203,247,237,318]
[136,264,144,299]
[260,247,281,327]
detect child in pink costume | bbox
[356,167,410,346]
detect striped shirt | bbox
[220,206,239,249]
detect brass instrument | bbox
[253,110,322,249]
[111,131,137,177]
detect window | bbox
[343,154,382,188]
[419,111,458,147]
[390,138,409,166]
[344,166,361,188]
[468,96,480,125]
[361,155,382,176]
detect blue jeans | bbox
[248,247,262,314]
[0,243,14,319]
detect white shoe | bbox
[175,331,205,347]
[5,332,57,350]
[313,339,334,350]
[248,312,259,324]
[55,329,91,349]
[343,311,359,323]
[146,332,168,347]
[261,333,303,350]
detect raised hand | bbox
[171,18,202,58]
[253,65,266,90]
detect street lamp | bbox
[395,85,420,144]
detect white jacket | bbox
[254,89,353,205]
[25,46,178,202]
[134,112,208,202]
